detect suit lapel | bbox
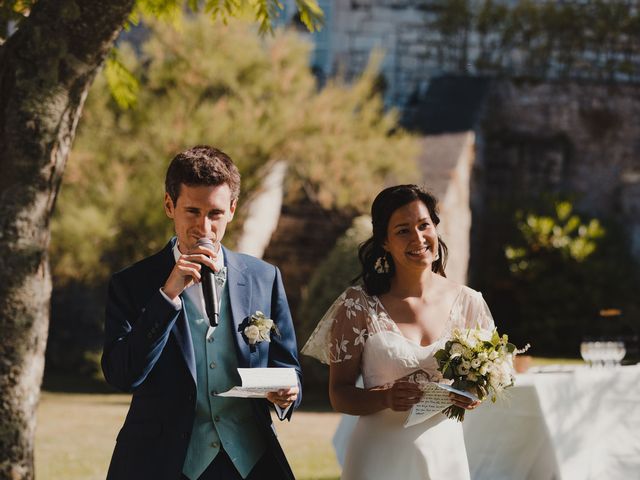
[223,247,252,368]
[172,305,196,385]
[159,238,197,385]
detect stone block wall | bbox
[472,79,640,271]
[330,0,446,107]
[319,1,640,108]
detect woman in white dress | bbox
[302,185,495,480]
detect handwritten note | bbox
[217,368,297,398]
[404,383,478,428]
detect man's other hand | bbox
[266,386,299,410]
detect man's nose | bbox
[198,215,213,233]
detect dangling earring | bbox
[434,248,440,262]
[374,253,390,274]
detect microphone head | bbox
[196,237,216,248]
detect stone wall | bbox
[320,1,640,108]
[470,79,640,280]
[329,1,446,107]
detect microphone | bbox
[196,237,219,327]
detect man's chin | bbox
[177,238,196,253]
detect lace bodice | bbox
[302,285,495,388]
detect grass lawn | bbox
[35,358,582,479]
[35,391,341,480]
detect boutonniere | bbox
[243,311,280,345]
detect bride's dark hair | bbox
[355,184,448,296]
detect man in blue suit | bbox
[102,146,301,480]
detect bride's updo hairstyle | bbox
[356,184,448,296]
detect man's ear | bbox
[228,198,237,220]
[164,193,175,219]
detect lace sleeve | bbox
[454,287,496,331]
[301,286,370,365]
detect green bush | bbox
[480,198,639,357]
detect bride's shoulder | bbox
[458,284,483,297]
[340,284,371,300]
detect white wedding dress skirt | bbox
[302,285,495,480]
[340,333,471,480]
[342,408,468,480]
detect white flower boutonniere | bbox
[244,311,280,345]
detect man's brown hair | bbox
[165,145,241,204]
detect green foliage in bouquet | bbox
[435,328,518,422]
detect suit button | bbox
[214,415,220,422]
[209,362,216,369]
[210,390,217,396]
[207,336,214,343]
[211,441,219,448]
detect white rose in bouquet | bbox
[435,326,528,422]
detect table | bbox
[463,365,640,480]
[332,366,640,479]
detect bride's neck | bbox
[388,268,436,300]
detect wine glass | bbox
[580,341,593,367]
[612,341,626,367]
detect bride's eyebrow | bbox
[393,217,429,228]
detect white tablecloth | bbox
[463,365,640,480]
[332,366,640,479]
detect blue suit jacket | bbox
[101,238,302,479]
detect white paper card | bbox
[217,368,297,398]
[404,383,478,428]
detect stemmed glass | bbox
[611,341,626,367]
[580,340,594,367]
[580,340,626,368]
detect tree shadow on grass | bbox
[42,370,119,394]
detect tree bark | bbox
[0,1,135,477]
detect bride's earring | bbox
[374,253,390,274]
[434,247,440,262]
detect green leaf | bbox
[295,0,324,32]
[105,51,139,109]
[555,201,573,221]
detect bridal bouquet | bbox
[434,327,527,421]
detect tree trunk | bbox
[0,1,134,477]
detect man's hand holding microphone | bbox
[161,236,220,310]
